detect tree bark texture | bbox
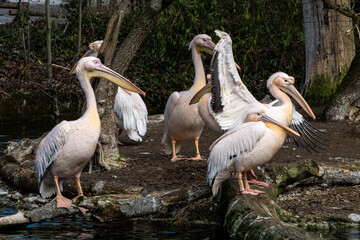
[77,0,83,60]
[325,52,360,121]
[302,0,355,103]
[94,0,172,170]
[94,3,128,170]
[45,0,53,79]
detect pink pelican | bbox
[208,107,300,195]
[34,57,145,210]
[162,34,215,161]
[205,30,317,194]
[82,40,148,144]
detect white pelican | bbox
[205,30,317,194]
[207,107,300,195]
[82,40,148,144]
[34,57,145,210]
[162,34,215,161]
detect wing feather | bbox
[114,88,148,140]
[211,31,261,130]
[34,121,70,187]
[290,110,328,153]
[161,91,180,145]
[207,121,266,184]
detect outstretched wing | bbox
[207,121,266,185]
[290,110,328,153]
[34,120,70,187]
[210,30,261,130]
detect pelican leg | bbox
[189,138,202,160]
[243,172,265,195]
[72,176,84,202]
[237,172,258,195]
[247,170,270,188]
[171,139,183,161]
[54,176,72,210]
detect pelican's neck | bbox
[269,84,293,125]
[78,73,101,131]
[190,47,206,93]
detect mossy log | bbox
[214,159,328,240]
[0,184,211,227]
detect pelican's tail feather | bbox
[126,129,142,142]
[210,170,232,196]
[39,178,63,199]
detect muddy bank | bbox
[0,114,359,239]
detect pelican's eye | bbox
[284,79,288,83]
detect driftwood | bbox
[214,159,328,240]
[0,183,212,227]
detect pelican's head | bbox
[81,40,103,58]
[245,107,300,137]
[267,72,315,120]
[189,34,215,55]
[69,57,145,96]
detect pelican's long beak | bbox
[260,114,301,137]
[82,49,96,58]
[89,64,146,96]
[280,84,316,120]
[202,41,216,55]
[190,82,211,105]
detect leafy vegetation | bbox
[0,0,304,114]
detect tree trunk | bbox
[95,0,172,170]
[302,0,355,103]
[45,0,53,79]
[325,51,360,121]
[94,2,129,170]
[77,0,83,60]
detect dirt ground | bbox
[59,106,360,223]
[1,106,359,223]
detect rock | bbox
[0,211,29,227]
[11,191,22,200]
[348,213,360,222]
[92,181,106,195]
[0,189,8,196]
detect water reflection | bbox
[0,216,226,239]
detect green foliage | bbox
[125,0,305,113]
[0,0,304,114]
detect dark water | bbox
[0,118,228,239]
[0,209,225,240]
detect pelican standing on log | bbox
[162,34,215,161]
[206,30,316,195]
[83,40,148,144]
[34,57,145,210]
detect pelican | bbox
[82,40,148,144]
[205,30,316,194]
[207,107,301,195]
[34,57,145,210]
[162,34,215,161]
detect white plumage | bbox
[82,40,148,143]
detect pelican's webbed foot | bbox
[56,194,72,211]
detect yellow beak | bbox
[190,82,211,105]
[280,84,316,120]
[260,114,301,137]
[88,64,145,96]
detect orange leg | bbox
[72,176,84,202]
[237,172,264,195]
[171,139,183,161]
[54,176,72,210]
[189,138,202,160]
[247,170,270,188]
